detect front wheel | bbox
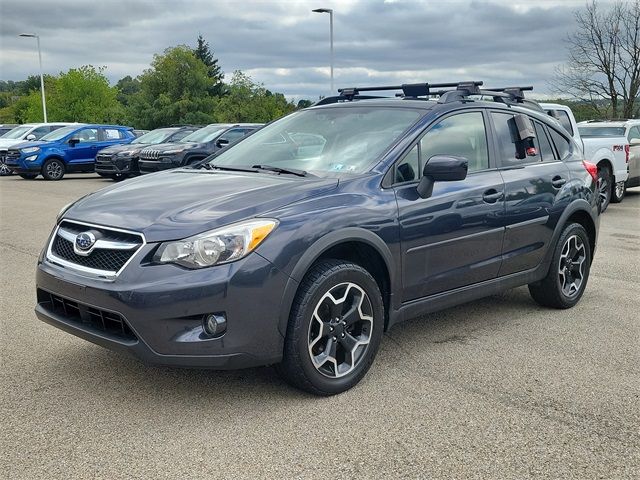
[528,223,591,309]
[0,160,13,176]
[611,181,625,203]
[276,259,384,395]
[42,158,65,181]
[597,165,612,212]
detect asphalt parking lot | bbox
[1,174,639,479]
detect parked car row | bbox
[0,122,261,181]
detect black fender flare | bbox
[540,199,597,273]
[276,227,396,337]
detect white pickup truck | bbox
[540,103,630,211]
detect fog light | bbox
[203,313,227,337]
[25,155,38,161]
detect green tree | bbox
[296,99,314,109]
[193,34,224,95]
[213,71,296,123]
[127,45,217,128]
[115,75,141,106]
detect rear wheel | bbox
[19,173,37,180]
[611,181,625,203]
[276,259,384,395]
[597,165,612,212]
[528,223,591,309]
[42,158,65,181]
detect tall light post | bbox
[312,8,334,94]
[19,33,47,122]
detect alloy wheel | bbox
[307,282,373,378]
[46,161,63,180]
[558,234,586,298]
[614,181,625,200]
[0,160,12,176]
[598,174,609,206]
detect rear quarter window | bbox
[548,128,572,160]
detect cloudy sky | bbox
[0,0,604,100]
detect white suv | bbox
[0,123,76,176]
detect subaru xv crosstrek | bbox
[137,123,261,173]
[6,124,135,180]
[94,126,201,180]
[35,82,600,395]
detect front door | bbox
[394,111,505,301]
[489,112,571,276]
[67,127,100,165]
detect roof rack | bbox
[337,81,484,100]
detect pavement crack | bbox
[0,240,39,259]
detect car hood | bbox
[141,142,203,152]
[64,169,339,242]
[6,140,51,150]
[0,138,26,149]
[99,144,147,154]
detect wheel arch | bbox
[40,155,66,173]
[544,201,597,270]
[595,158,615,180]
[277,228,396,337]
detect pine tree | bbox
[194,34,224,95]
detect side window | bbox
[548,128,572,160]
[628,126,640,142]
[555,111,574,135]
[223,129,248,142]
[103,128,123,140]
[395,145,419,183]
[491,112,540,166]
[534,122,556,162]
[75,128,99,143]
[31,126,50,139]
[420,112,489,173]
[48,125,64,133]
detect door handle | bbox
[482,189,504,203]
[551,176,566,188]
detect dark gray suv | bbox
[35,82,600,395]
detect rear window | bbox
[578,126,626,137]
[552,111,574,135]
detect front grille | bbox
[5,149,21,162]
[95,154,116,171]
[47,220,144,277]
[38,289,137,341]
[139,149,160,160]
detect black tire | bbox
[42,158,65,181]
[110,173,128,181]
[597,164,612,212]
[528,223,592,309]
[96,172,111,178]
[276,259,384,396]
[18,173,38,180]
[611,180,625,203]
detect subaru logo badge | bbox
[75,232,96,251]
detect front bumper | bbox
[35,249,289,369]
[6,154,41,173]
[95,155,139,175]
[138,158,179,174]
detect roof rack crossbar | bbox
[337,81,483,99]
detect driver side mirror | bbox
[68,137,80,146]
[216,138,230,148]
[417,155,468,199]
[25,134,36,141]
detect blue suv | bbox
[6,124,135,180]
[35,82,600,395]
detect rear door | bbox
[394,110,505,301]
[489,111,571,276]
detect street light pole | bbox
[19,33,47,122]
[312,8,334,95]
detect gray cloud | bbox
[0,0,609,100]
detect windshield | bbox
[40,126,78,141]
[206,107,423,176]
[180,125,227,143]
[132,128,178,144]
[1,126,32,139]
[578,126,626,137]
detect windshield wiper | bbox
[251,164,309,177]
[200,163,257,173]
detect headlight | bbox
[117,150,137,157]
[21,147,40,154]
[154,219,277,269]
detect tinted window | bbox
[628,126,640,142]
[491,112,540,166]
[549,129,572,160]
[535,122,556,162]
[75,128,99,142]
[578,126,626,137]
[395,145,419,183]
[554,111,574,135]
[222,128,248,142]
[420,112,489,173]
